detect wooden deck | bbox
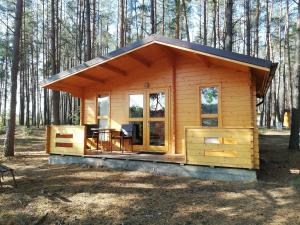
[85,150,185,164]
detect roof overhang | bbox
[42,35,277,98]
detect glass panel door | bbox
[128,93,145,149]
[149,122,165,146]
[146,90,168,151]
[127,90,168,152]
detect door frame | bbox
[127,88,169,152]
[146,88,169,152]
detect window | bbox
[200,86,219,127]
[129,94,143,118]
[128,94,144,145]
[97,94,110,128]
[129,121,143,145]
[149,121,165,146]
[149,92,165,118]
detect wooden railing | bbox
[46,125,86,156]
[185,127,254,169]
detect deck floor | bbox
[85,150,185,164]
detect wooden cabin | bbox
[42,35,277,171]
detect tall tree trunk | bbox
[85,0,92,60]
[286,0,292,111]
[92,0,96,58]
[288,1,300,151]
[224,0,233,51]
[217,0,221,48]
[140,0,144,39]
[150,0,155,34]
[175,0,180,39]
[182,0,190,42]
[245,0,251,55]
[266,0,271,60]
[276,0,284,124]
[161,0,165,35]
[265,0,272,128]
[254,0,260,57]
[203,0,207,45]
[212,0,217,48]
[4,0,23,157]
[51,0,60,125]
[3,12,9,126]
[19,31,24,126]
[120,0,125,47]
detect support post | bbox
[45,125,51,153]
[172,58,177,154]
[80,97,85,125]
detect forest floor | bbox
[0,127,300,225]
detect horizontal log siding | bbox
[80,53,257,168]
[175,55,252,154]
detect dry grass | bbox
[0,127,300,225]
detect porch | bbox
[45,125,256,169]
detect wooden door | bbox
[127,89,168,152]
[145,89,168,152]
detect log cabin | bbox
[42,35,277,181]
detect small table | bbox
[91,128,116,151]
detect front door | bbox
[146,90,168,151]
[128,89,168,152]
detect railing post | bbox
[83,125,87,155]
[45,125,51,153]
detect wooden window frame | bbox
[127,92,146,147]
[198,84,222,127]
[127,92,146,123]
[96,93,111,128]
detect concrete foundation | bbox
[49,154,257,182]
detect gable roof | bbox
[42,35,277,97]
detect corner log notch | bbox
[99,63,127,76]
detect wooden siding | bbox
[175,54,252,154]
[78,52,258,168]
[47,125,86,156]
[82,55,173,152]
[185,127,254,168]
[84,95,97,124]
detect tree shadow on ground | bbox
[1,160,300,225]
[1,130,300,224]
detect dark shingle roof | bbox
[42,35,277,97]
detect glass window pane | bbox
[129,121,143,145]
[98,95,109,116]
[129,94,143,118]
[98,119,108,128]
[149,122,165,146]
[149,92,165,118]
[98,119,109,140]
[201,87,218,114]
[202,118,218,127]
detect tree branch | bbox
[0,18,14,33]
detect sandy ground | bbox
[0,127,300,225]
